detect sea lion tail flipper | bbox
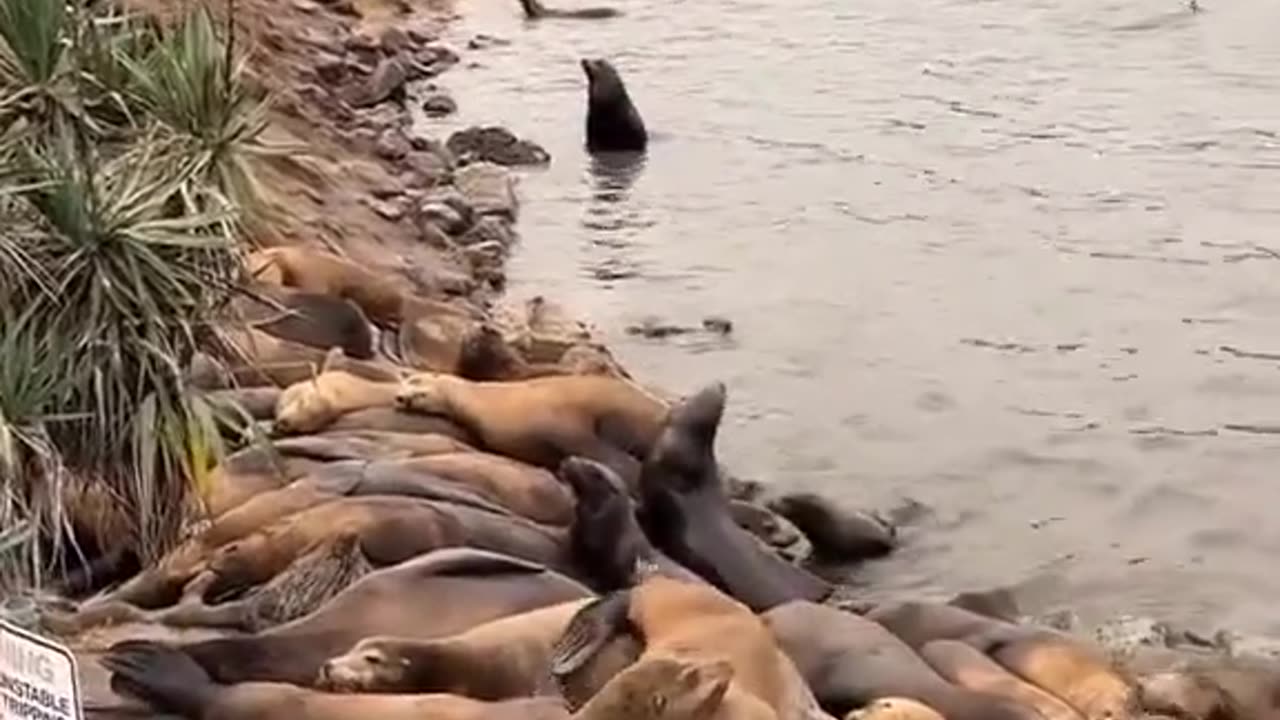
[100,640,218,717]
[550,589,632,678]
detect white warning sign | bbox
[0,620,83,720]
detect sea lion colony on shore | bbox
[31,242,1259,720]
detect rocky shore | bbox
[5,1,1277,719]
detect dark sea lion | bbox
[318,598,593,696]
[764,492,896,563]
[387,452,577,526]
[520,0,620,19]
[232,283,375,359]
[551,575,829,720]
[637,382,831,611]
[581,59,648,153]
[762,601,1039,720]
[457,323,573,381]
[867,602,1136,720]
[179,548,592,685]
[396,372,668,483]
[103,639,732,720]
[560,456,705,592]
[919,640,1085,720]
[200,495,574,600]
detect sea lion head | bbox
[640,382,726,494]
[560,456,650,587]
[274,377,337,435]
[845,698,947,720]
[765,492,897,561]
[317,637,411,692]
[205,534,274,597]
[581,58,627,102]
[456,324,520,380]
[396,372,454,416]
[584,655,732,720]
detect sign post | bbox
[0,619,83,720]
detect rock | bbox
[1216,631,1280,662]
[345,56,407,108]
[458,216,515,248]
[1093,615,1173,659]
[467,34,510,50]
[380,27,412,55]
[314,55,347,85]
[464,241,507,288]
[454,162,518,219]
[367,197,407,222]
[626,317,695,339]
[374,128,411,161]
[559,343,629,378]
[418,221,455,250]
[416,188,475,235]
[422,91,458,117]
[402,150,452,187]
[703,316,734,334]
[446,126,550,167]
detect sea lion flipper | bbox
[550,589,632,678]
[101,640,217,717]
[425,548,552,577]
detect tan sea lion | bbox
[324,405,477,441]
[396,372,668,482]
[274,370,405,435]
[551,575,832,720]
[199,495,574,600]
[247,246,409,327]
[177,549,592,685]
[920,640,1085,720]
[845,698,946,720]
[763,601,1040,720]
[318,598,593,696]
[457,323,573,381]
[868,602,1137,720]
[103,640,731,720]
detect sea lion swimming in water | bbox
[762,601,1042,720]
[519,0,620,19]
[103,639,733,720]
[581,58,648,153]
[177,549,592,685]
[637,382,831,611]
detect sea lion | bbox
[867,602,1137,720]
[232,283,375,359]
[196,327,401,389]
[551,575,831,720]
[103,640,732,720]
[199,495,573,601]
[396,301,480,373]
[457,323,573,381]
[560,456,705,591]
[845,699,946,720]
[520,0,619,19]
[205,386,283,421]
[319,598,593,696]
[581,59,647,153]
[583,58,650,152]
[395,372,668,483]
[388,452,576,526]
[764,492,896,564]
[179,548,592,684]
[247,246,409,327]
[637,382,832,611]
[324,405,477,441]
[763,601,1041,720]
[274,370,410,435]
[920,640,1086,720]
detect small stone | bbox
[458,216,516,248]
[367,197,406,221]
[314,55,347,85]
[455,162,518,219]
[380,27,412,55]
[403,150,453,187]
[446,126,550,167]
[418,203,466,236]
[345,55,407,108]
[422,92,458,118]
[291,0,317,13]
[328,0,358,16]
[374,128,411,161]
[467,34,510,50]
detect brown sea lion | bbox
[179,548,592,684]
[318,598,593,696]
[457,323,574,381]
[395,299,480,373]
[274,370,407,435]
[845,699,946,720]
[867,602,1137,720]
[560,456,705,592]
[195,328,401,390]
[247,246,409,327]
[637,383,832,612]
[205,386,283,421]
[763,601,1040,720]
[919,640,1085,720]
[551,575,831,720]
[231,283,375,359]
[103,640,731,720]
[389,452,576,526]
[199,495,574,601]
[763,492,897,564]
[396,372,668,483]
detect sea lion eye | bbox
[650,695,668,714]
[363,653,382,665]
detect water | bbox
[426,0,1280,634]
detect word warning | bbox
[0,620,82,720]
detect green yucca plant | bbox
[0,0,71,117]
[120,2,299,225]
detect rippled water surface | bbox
[429,0,1280,632]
